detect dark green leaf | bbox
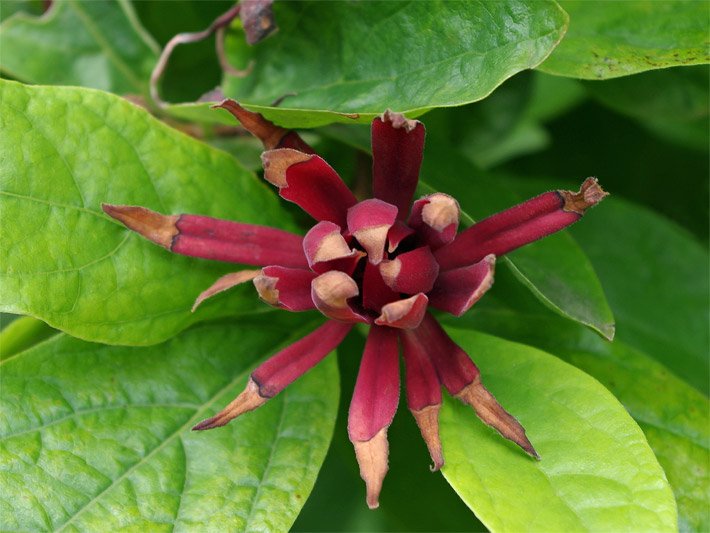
[0,0,159,96]
[167,1,568,127]
[0,315,338,531]
[538,0,710,79]
[0,315,56,360]
[0,80,299,345]
[0,0,43,23]
[439,327,677,531]
[585,65,709,151]
[419,138,614,339]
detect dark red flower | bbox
[103,101,607,508]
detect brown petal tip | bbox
[381,109,419,133]
[456,377,539,459]
[102,204,179,249]
[411,405,444,471]
[561,177,608,215]
[261,148,312,187]
[213,99,289,149]
[253,272,280,306]
[192,378,267,431]
[353,427,390,510]
[192,270,260,312]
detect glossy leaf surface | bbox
[167,1,568,127]
[0,0,158,95]
[0,316,338,531]
[538,0,710,79]
[0,80,297,345]
[439,327,677,532]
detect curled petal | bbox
[409,193,460,249]
[214,99,314,153]
[362,262,400,313]
[303,221,364,275]
[412,314,538,458]
[375,293,428,330]
[428,255,496,316]
[387,221,415,253]
[372,110,426,219]
[193,320,351,430]
[379,246,440,294]
[254,266,316,311]
[262,149,357,226]
[102,205,308,268]
[435,178,608,270]
[192,270,260,311]
[311,271,369,323]
[401,329,444,470]
[347,199,398,265]
[348,326,400,508]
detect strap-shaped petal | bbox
[254,266,316,311]
[362,261,400,313]
[347,199,398,265]
[372,110,425,219]
[348,326,400,509]
[262,149,357,227]
[400,329,444,470]
[409,193,460,249]
[435,178,607,270]
[379,246,439,294]
[411,314,538,458]
[102,204,308,268]
[428,255,496,316]
[193,320,351,430]
[192,270,260,311]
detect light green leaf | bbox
[0,315,56,360]
[0,80,299,346]
[0,315,338,532]
[585,65,709,151]
[439,327,677,532]
[570,197,709,394]
[167,0,569,127]
[538,0,710,79]
[0,0,159,95]
[419,141,614,339]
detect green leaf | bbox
[584,65,709,151]
[167,0,569,127]
[0,0,44,23]
[538,0,710,79]
[570,197,709,394]
[446,307,709,532]
[0,315,56,360]
[0,315,338,531]
[438,327,677,532]
[418,138,614,339]
[0,80,298,346]
[0,0,159,96]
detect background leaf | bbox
[0,315,56,360]
[0,314,338,532]
[439,327,677,532]
[538,0,710,79]
[167,0,568,127]
[0,0,159,96]
[0,80,298,346]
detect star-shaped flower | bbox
[103,101,607,508]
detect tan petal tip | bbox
[411,405,445,471]
[261,148,312,187]
[192,378,267,431]
[101,203,178,249]
[353,427,389,511]
[561,177,608,214]
[192,270,260,312]
[421,193,460,232]
[253,273,280,306]
[381,109,419,133]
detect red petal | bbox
[311,271,369,323]
[428,255,495,316]
[387,221,415,253]
[375,293,428,329]
[362,261,400,313]
[379,246,440,294]
[262,149,357,226]
[372,110,425,219]
[303,221,364,275]
[435,179,607,270]
[347,199,398,265]
[254,266,316,311]
[193,320,351,431]
[102,205,307,268]
[409,193,460,249]
[214,99,315,153]
[348,326,400,508]
[400,330,444,470]
[192,270,260,311]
